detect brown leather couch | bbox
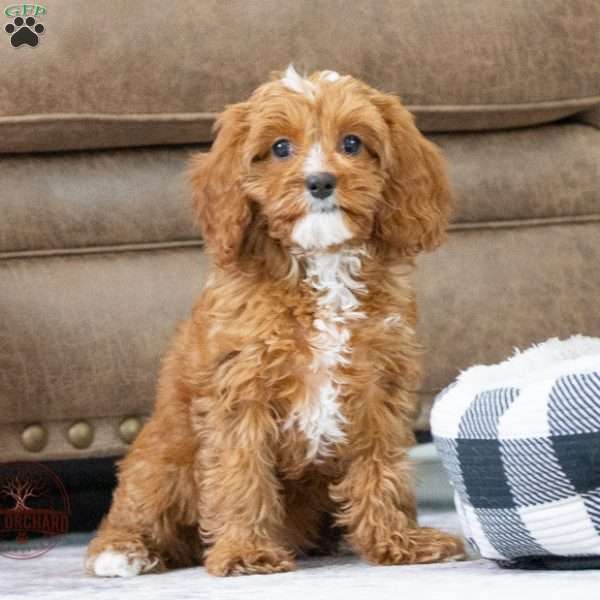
[2,0,600,462]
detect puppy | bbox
[86,66,464,577]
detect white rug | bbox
[2,510,600,600]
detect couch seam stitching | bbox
[0,95,599,123]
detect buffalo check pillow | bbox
[431,336,600,568]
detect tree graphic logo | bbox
[0,462,69,559]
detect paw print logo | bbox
[5,16,44,48]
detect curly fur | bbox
[86,67,464,577]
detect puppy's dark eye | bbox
[341,134,362,156]
[272,138,293,159]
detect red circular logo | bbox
[0,462,70,559]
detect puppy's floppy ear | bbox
[190,102,252,266]
[372,93,452,256]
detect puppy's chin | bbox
[291,208,353,251]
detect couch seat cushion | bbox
[2,123,598,256]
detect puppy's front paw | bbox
[404,527,465,564]
[86,541,162,577]
[204,541,295,576]
[359,526,465,566]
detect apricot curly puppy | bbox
[86,66,465,577]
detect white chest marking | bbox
[285,249,367,460]
[291,210,352,250]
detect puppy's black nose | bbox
[305,172,337,200]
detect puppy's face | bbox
[192,66,452,264]
[243,68,388,252]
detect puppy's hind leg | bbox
[86,454,165,576]
[86,412,200,576]
[86,336,202,576]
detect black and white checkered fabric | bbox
[431,345,600,564]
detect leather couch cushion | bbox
[1,0,599,153]
[3,220,599,460]
[0,147,202,255]
[437,124,600,225]
[2,124,599,255]
[0,249,205,426]
[414,221,600,422]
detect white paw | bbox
[87,549,157,577]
